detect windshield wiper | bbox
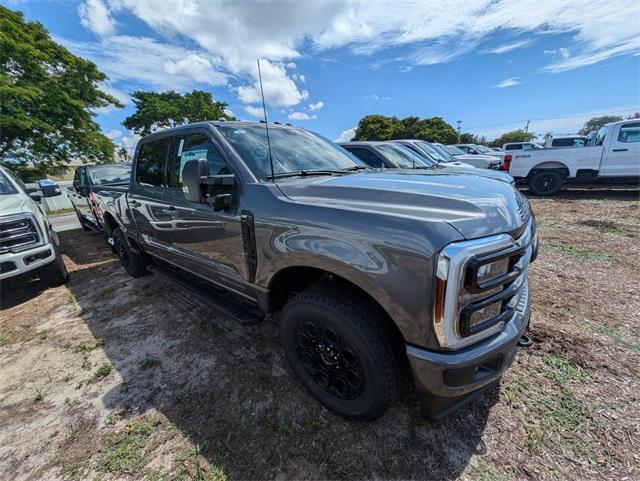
[341,165,368,171]
[267,169,347,180]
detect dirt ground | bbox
[1,186,639,481]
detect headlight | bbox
[476,257,509,284]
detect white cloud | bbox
[118,132,141,155]
[364,94,391,101]
[78,0,115,36]
[244,106,265,118]
[288,111,316,120]
[105,129,123,139]
[335,127,356,142]
[308,101,324,111]
[544,47,570,58]
[237,60,309,107]
[494,77,521,88]
[58,35,228,91]
[224,107,235,118]
[485,39,532,54]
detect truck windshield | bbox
[443,145,465,156]
[377,144,434,169]
[216,125,364,180]
[88,164,132,185]
[0,171,18,195]
[428,143,456,161]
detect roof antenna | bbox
[257,58,276,182]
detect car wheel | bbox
[280,283,399,420]
[112,227,148,278]
[46,247,69,285]
[528,170,565,196]
[75,209,92,232]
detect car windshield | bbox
[443,145,465,155]
[475,145,492,153]
[416,141,451,162]
[427,143,455,161]
[88,164,132,185]
[216,125,364,180]
[377,144,434,169]
[0,171,18,195]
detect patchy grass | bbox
[543,242,616,261]
[74,338,105,353]
[93,363,112,381]
[47,208,76,217]
[99,417,159,475]
[542,353,593,385]
[67,293,81,312]
[584,319,640,353]
[140,357,161,370]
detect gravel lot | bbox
[1,186,639,481]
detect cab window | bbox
[168,133,230,189]
[343,147,385,168]
[618,123,640,143]
[136,138,172,187]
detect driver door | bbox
[163,130,248,294]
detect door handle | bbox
[129,200,142,207]
[612,148,628,152]
[162,206,176,211]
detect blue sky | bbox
[6,0,640,150]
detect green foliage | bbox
[489,129,536,147]
[123,90,234,136]
[459,132,487,145]
[578,115,623,135]
[353,114,459,143]
[0,6,122,173]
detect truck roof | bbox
[140,120,301,141]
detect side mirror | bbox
[25,187,37,194]
[29,193,42,202]
[212,193,232,212]
[72,180,80,190]
[182,158,209,203]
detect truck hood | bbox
[0,194,28,216]
[451,153,502,163]
[278,170,529,240]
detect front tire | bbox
[113,227,148,278]
[528,170,565,196]
[280,283,399,420]
[45,247,69,285]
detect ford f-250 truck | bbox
[96,121,537,420]
[506,119,640,195]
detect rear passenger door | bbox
[602,122,640,177]
[128,136,178,261]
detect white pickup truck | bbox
[506,120,640,195]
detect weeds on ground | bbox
[140,357,161,370]
[74,338,105,353]
[543,242,616,261]
[584,319,640,353]
[542,353,593,384]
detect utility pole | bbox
[524,120,530,133]
[456,120,462,134]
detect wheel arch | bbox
[527,161,570,178]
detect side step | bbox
[147,262,264,326]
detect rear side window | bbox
[168,134,230,189]
[343,147,385,168]
[136,138,172,187]
[505,144,522,151]
[618,122,640,143]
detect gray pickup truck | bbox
[97,121,537,420]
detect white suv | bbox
[0,166,68,285]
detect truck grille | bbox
[0,215,41,253]
[434,216,536,350]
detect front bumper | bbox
[0,243,57,281]
[406,279,531,419]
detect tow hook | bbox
[517,334,533,348]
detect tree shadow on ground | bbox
[41,229,499,479]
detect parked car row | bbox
[63,120,537,421]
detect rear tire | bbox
[279,283,399,420]
[113,227,148,278]
[528,170,565,196]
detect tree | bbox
[123,90,234,136]
[0,6,122,173]
[489,129,537,148]
[627,112,640,119]
[578,115,623,135]
[459,132,487,145]
[353,114,459,143]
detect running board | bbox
[147,263,264,326]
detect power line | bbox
[464,107,640,130]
